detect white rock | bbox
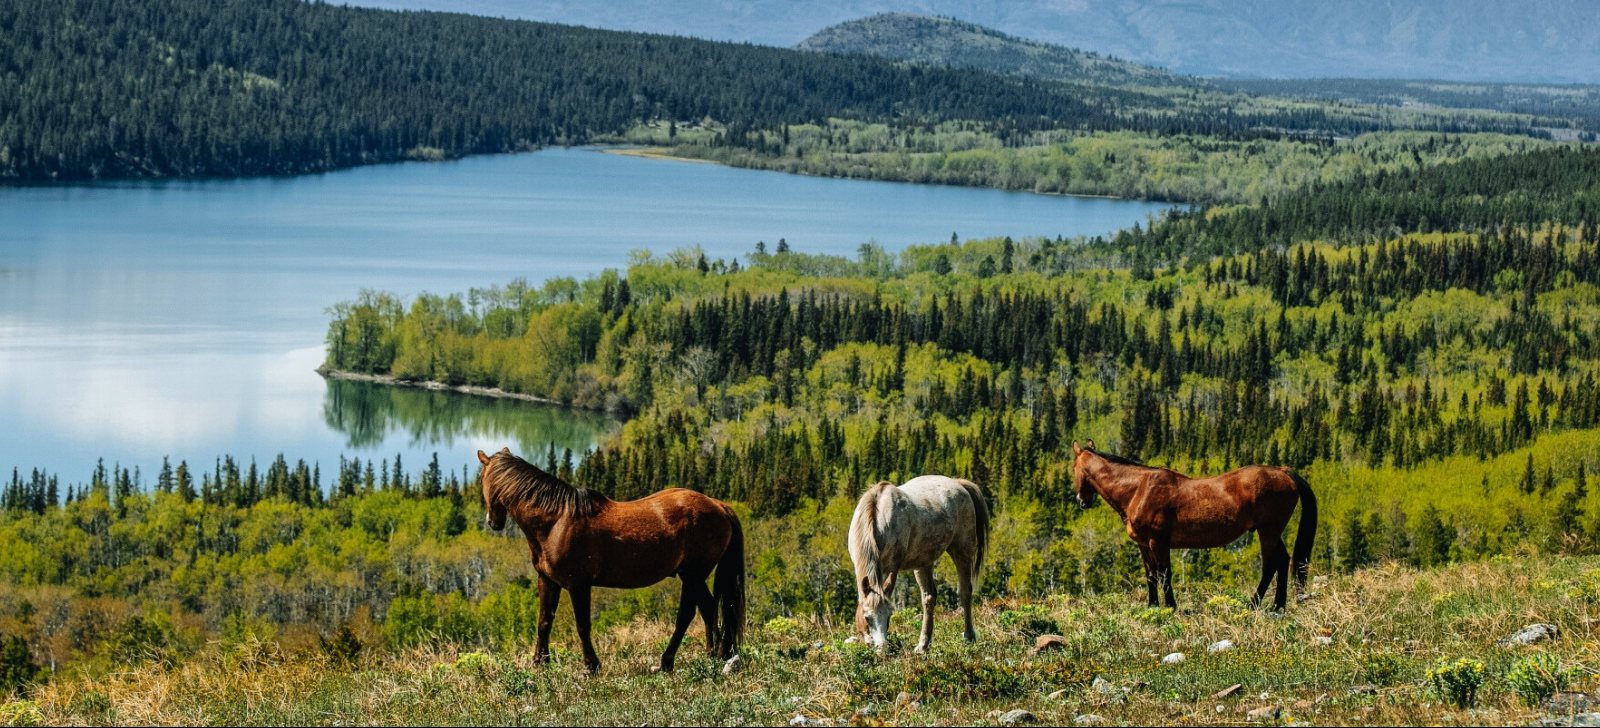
[722,654,744,675]
[998,709,1039,725]
[1501,623,1560,646]
[1074,715,1109,726]
[1313,635,1333,646]
[1162,652,1186,664]
[1092,677,1115,694]
[788,715,833,727]
[1208,639,1234,654]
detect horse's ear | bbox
[1086,438,1096,452]
[860,575,872,596]
[1072,440,1081,455]
[500,446,511,454]
[477,450,489,465]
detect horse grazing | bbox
[477,447,744,674]
[1071,440,1317,611]
[849,475,989,652]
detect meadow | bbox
[4,555,1599,726]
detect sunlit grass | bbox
[12,555,1599,726]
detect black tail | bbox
[1289,470,1318,586]
[712,510,746,659]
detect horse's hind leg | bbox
[912,567,937,653]
[1252,531,1290,611]
[950,550,977,642]
[690,576,718,657]
[657,579,701,673]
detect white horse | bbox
[849,475,989,652]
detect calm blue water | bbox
[0,148,1170,482]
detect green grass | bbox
[11,555,1600,725]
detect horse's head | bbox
[1071,439,1099,509]
[855,573,895,651]
[477,447,511,530]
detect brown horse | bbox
[477,447,745,674]
[1071,440,1317,611]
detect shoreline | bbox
[601,146,721,164]
[317,368,604,411]
[603,145,1156,204]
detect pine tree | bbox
[1341,510,1372,573]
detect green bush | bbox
[320,624,364,667]
[0,700,43,727]
[1359,652,1407,687]
[0,637,39,695]
[499,667,543,697]
[1506,653,1576,707]
[997,605,1060,639]
[1426,658,1487,708]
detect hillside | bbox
[0,0,1172,182]
[349,0,1600,84]
[797,14,1600,133]
[796,13,1191,88]
[8,143,1600,724]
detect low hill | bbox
[797,13,1191,88]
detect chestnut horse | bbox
[477,448,744,674]
[1071,440,1317,611]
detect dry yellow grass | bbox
[7,555,1600,726]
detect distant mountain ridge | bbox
[347,0,1600,84]
[797,13,1191,88]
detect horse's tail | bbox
[1288,469,1318,587]
[955,478,990,583]
[713,509,746,659]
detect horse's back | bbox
[878,476,981,569]
[579,488,736,588]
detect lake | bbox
[0,147,1172,482]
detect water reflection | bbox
[322,377,618,458]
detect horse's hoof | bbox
[650,664,666,674]
[913,644,930,654]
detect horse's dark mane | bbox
[1092,450,1146,467]
[489,452,598,517]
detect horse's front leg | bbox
[570,584,601,674]
[912,567,937,653]
[1136,544,1159,607]
[535,575,560,664]
[1152,541,1177,609]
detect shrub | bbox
[1134,607,1174,625]
[1426,658,1486,708]
[1506,653,1576,707]
[1359,652,1407,687]
[321,624,364,667]
[0,638,39,695]
[764,617,799,636]
[499,668,542,697]
[997,605,1060,638]
[452,651,495,677]
[838,642,897,698]
[0,700,43,727]
[103,616,171,666]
